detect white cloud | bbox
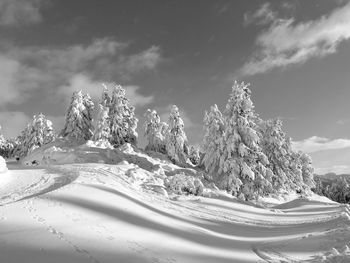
[244,3,277,26]
[239,2,350,76]
[0,111,30,138]
[0,0,44,26]
[122,46,162,74]
[292,136,350,153]
[59,74,154,107]
[0,38,161,107]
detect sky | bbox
[1,0,350,157]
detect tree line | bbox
[0,81,315,200]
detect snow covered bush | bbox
[165,173,204,196]
[60,90,94,141]
[16,113,55,158]
[165,105,189,165]
[144,109,168,154]
[109,85,138,147]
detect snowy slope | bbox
[1,144,350,262]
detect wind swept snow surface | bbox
[1,147,350,262]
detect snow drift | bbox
[0,156,7,173]
[1,141,350,262]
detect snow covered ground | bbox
[1,145,350,262]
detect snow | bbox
[0,156,7,173]
[1,143,350,262]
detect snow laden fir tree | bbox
[143,109,168,154]
[165,105,189,165]
[201,81,315,198]
[16,113,55,158]
[201,104,225,174]
[107,85,138,147]
[60,90,94,141]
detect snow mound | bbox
[0,156,7,173]
[22,138,121,166]
[165,173,204,196]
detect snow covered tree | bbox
[165,105,189,165]
[201,104,225,175]
[299,152,315,189]
[109,85,138,147]
[16,113,55,158]
[143,109,168,153]
[219,81,273,199]
[93,104,110,142]
[188,145,200,165]
[60,90,94,141]
[259,118,293,191]
[82,93,95,139]
[0,126,14,159]
[101,84,111,107]
[282,137,304,191]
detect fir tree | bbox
[165,105,188,165]
[144,109,167,153]
[93,104,110,141]
[109,85,138,147]
[188,145,200,165]
[60,90,94,141]
[17,113,55,157]
[259,118,293,191]
[201,104,225,175]
[219,81,273,199]
[299,152,315,189]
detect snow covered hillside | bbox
[0,144,349,263]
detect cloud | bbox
[0,38,161,107]
[292,136,350,153]
[239,2,350,76]
[0,0,44,26]
[244,3,277,26]
[59,74,154,107]
[0,111,31,138]
[336,119,349,125]
[122,46,162,74]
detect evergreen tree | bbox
[93,104,110,141]
[144,109,167,153]
[61,90,94,141]
[219,81,273,199]
[299,152,315,189]
[259,118,293,191]
[188,145,200,165]
[82,93,95,140]
[109,85,138,147]
[0,127,13,159]
[201,104,225,175]
[101,84,111,107]
[165,105,188,164]
[283,137,304,191]
[17,113,55,157]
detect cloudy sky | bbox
[1,0,350,162]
